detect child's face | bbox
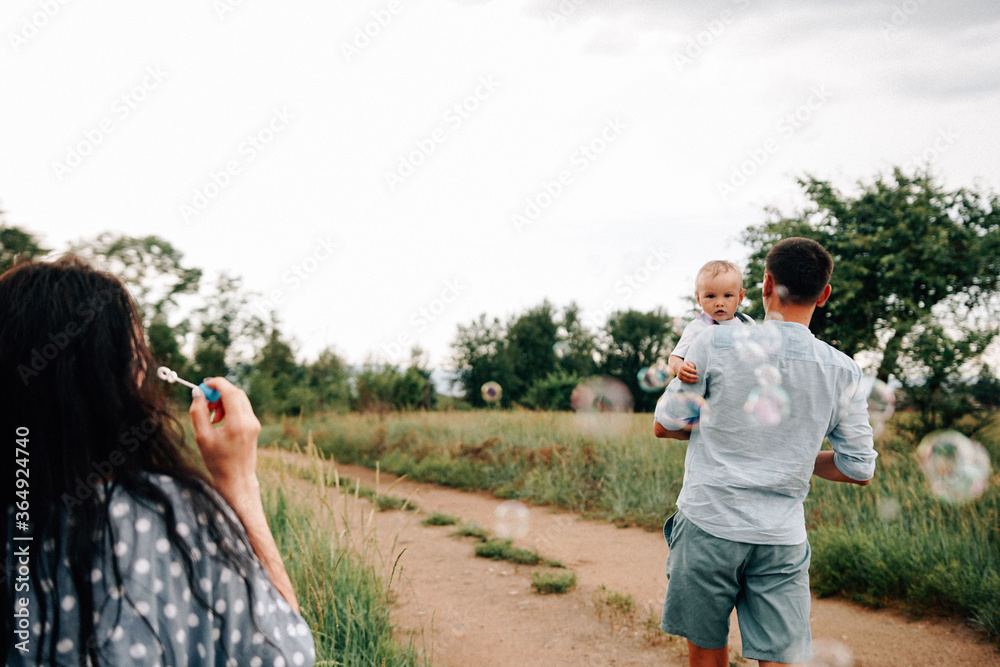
[696,270,745,322]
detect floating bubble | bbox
[807,638,854,667]
[572,376,633,437]
[637,364,672,392]
[658,391,710,430]
[754,364,782,387]
[733,328,768,364]
[743,386,791,427]
[494,500,530,539]
[481,381,502,403]
[865,378,895,422]
[917,431,992,503]
[553,341,570,359]
[571,376,632,413]
[839,376,897,439]
[876,497,901,522]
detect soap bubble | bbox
[876,497,901,522]
[865,378,895,421]
[658,391,710,429]
[637,365,672,392]
[571,377,633,437]
[807,638,854,666]
[571,376,632,413]
[744,386,791,427]
[553,341,570,359]
[839,376,897,438]
[754,364,782,387]
[494,500,530,539]
[917,431,992,503]
[481,381,502,403]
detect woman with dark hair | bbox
[1,256,315,665]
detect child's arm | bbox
[668,354,699,384]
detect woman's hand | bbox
[188,377,300,612]
[188,377,261,503]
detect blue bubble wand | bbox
[156,366,221,402]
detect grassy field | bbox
[258,452,427,666]
[260,409,1000,642]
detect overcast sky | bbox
[3,0,999,370]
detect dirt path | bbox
[262,450,1000,666]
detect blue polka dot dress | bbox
[7,475,315,666]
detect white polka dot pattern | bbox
[6,474,315,666]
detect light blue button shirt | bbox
[655,320,877,545]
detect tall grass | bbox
[259,448,427,666]
[261,410,1000,641]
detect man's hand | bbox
[813,451,870,486]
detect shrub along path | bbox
[263,449,999,667]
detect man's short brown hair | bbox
[765,237,833,305]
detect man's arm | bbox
[813,450,870,486]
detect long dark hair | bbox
[0,256,261,664]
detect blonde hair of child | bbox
[696,260,743,287]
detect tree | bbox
[68,232,202,326]
[248,323,309,416]
[555,302,599,378]
[0,214,49,273]
[507,301,559,403]
[599,308,675,412]
[192,273,267,380]
[741,168,1000,382]
[450,314,517,407]
[68,233,203,371]
[740,168,1000,433]
[306,347,352,413]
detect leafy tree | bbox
[507,301,559,402]
[248,324,309,416]
[599,308,675,412]
[741,168,1000,383]
[306,347,352,413]
[0,213,49,273]
[450,314,517,407]
[192,273,267,379]
[521,370,583,411]
[555,303,599,378]
[68,233,203,371]
[68,232,202,326]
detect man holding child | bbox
[654,237,878,667]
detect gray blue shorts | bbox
[660,510,812,664]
